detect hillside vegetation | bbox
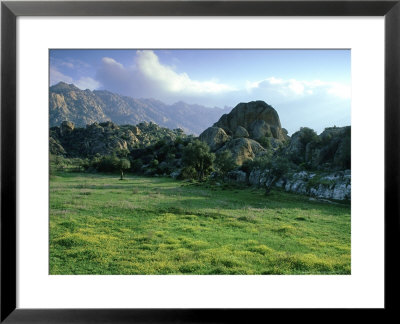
[50,100,350,201]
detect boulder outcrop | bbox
[234,126,249,138]
[50,120,184,158]
[249,169,351,201]
[198,127,230,151]
[217,138,266,165]
[199,101,289,165]
[213,101,288,142]
[284,126,350,170]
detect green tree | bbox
[115,148,130,158]
[131,158,143,173]
[182,140,215,181]
[119,158,131,180]
[215,150,236,177]
[299,127,319,146]
[258,136,271,149]
[264,156,291,195]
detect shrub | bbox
[215,150,236,177]
[150,159,159,168]
[131,159,143,172]
[258,136,271,149]
[95,155,120,172]
[299,127,318,146]
[180,166,197,180]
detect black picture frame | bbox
[1,0,399,322]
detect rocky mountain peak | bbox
[49,82,230,135]
[50,82,80,93]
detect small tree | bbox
[118,158,131,180]
[258,136,271,149]
[299,127,318,146]
[215,150,236,178]
[182,140,215,181]
[264,156,291,195]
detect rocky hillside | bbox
[228,169,351,201]
[283,126,351,170]
[50,120,187,157]
[199,101,289,165]
[50,82,231,135]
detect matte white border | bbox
[17,17,384,308]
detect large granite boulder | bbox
[249,120,272,139]
[199,126,230,151]
[218,138,266,165]
[213,101,288,142]
[234,126,249,138]
[60,121,75,136]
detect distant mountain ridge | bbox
[49,82,231,135]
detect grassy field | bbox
[50,172,351,275]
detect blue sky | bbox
[50,49,351,134]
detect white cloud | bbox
[135,50,234,95]
[102,57,125,70]
[267,77,284,85]
[326,82,351,99]
[60,62,74,69]
[50,67,73,85]
[50,66,100,90]
[246,77,351,100]
[75,77,101,90]
[288,79,305,95]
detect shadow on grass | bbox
[53,172,350,219]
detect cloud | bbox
[95,50,235,102]
[75,77,101,90]
[102,57,125,70]
[135,50,234,94]
[60,61,74,69]
[326,82,351,99]
[50,66,100,90]
[246,77,351,100]
[49,51,350,133]
[50,67,73,85]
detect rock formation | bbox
[199,100,288,165]
[213,100,289,142]
[284,126,350,170]
[50,120,185,157]
[217,138,266,166]
[249,169,351,201]
[198,127,230,151]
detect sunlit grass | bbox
[50,172,351,275]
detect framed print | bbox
[1,0,399,322]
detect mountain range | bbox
[49,82,231,135]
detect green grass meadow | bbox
[50,172,351,275]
